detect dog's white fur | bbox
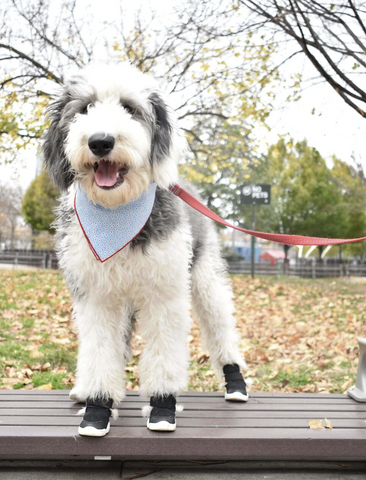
[43,63,246,405]
[64,64,184,208]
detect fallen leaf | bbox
[2,359,15,366]
[1,378,20,385]
[197,353,210,364]
[50,337,70,345]
[29,350,44,359]
[22,368,33,378]
[324,418,333,429]
[22,383,34,390]
[36,383,52,390]
[5,367,16,378]
[307,419,324,429]
[341,379,353,392]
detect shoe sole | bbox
[78,422,111,437]
[225,392,249,402]
[147,420,176,432]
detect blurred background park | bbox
[0,0,365,394]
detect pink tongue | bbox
[95,160,120,187]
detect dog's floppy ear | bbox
[148,92,186,188]
[43,89,75,191]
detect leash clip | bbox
[169,184,182,196]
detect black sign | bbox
[240,184,271,205]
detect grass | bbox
[0,268,364,394]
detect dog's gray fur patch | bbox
[131,187,181,252]
[148,92,172,165]
[53,201,85,300]
[43,85,96,191]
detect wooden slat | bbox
[1,416,365,429]
[0,395,355,404]
[0,390,352,401]
[1,401,365,412]
[1,408,365,419]
[0,408,365,419]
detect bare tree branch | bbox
[240,0,366,117]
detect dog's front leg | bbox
[69,296,131,436]
[137,282,191,432]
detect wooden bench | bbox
[0,390,365,461]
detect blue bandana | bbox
[74,183,157,262]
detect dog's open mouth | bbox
[93,160,130,190]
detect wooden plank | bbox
[0,390,350,399]
[3,425,365,438]
[0,426,365,460]
[0,408,364,419]
[1,416,365,429]
[0,395,355,404]
[1,401,365,412]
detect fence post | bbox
[14,252,18,270]
[312,262,316,279]
[43,253,47,269]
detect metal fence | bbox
[1,250,366,278]
[227,262,366,278]
[0,250,58,270]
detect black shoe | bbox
[147,394,177,431]
[223,364,249,402]
[78,395,113,437]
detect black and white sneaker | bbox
[223,364,249,402]
[78,395,113,437]
[147,394,177,432]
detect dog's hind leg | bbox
[191,233,248,401]
[121,300,137,365]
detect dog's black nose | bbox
[88,133,115,157]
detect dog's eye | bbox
[81,103,92,115]
[122,104,137,116]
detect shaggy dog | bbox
[43,63,248,437]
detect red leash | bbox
[169,184,366,246]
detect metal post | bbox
[251,203,255,279]
[348,338,366,402]
[339,244,343,276]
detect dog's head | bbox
[43,63,186,208]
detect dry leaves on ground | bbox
[0,270,364,393]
